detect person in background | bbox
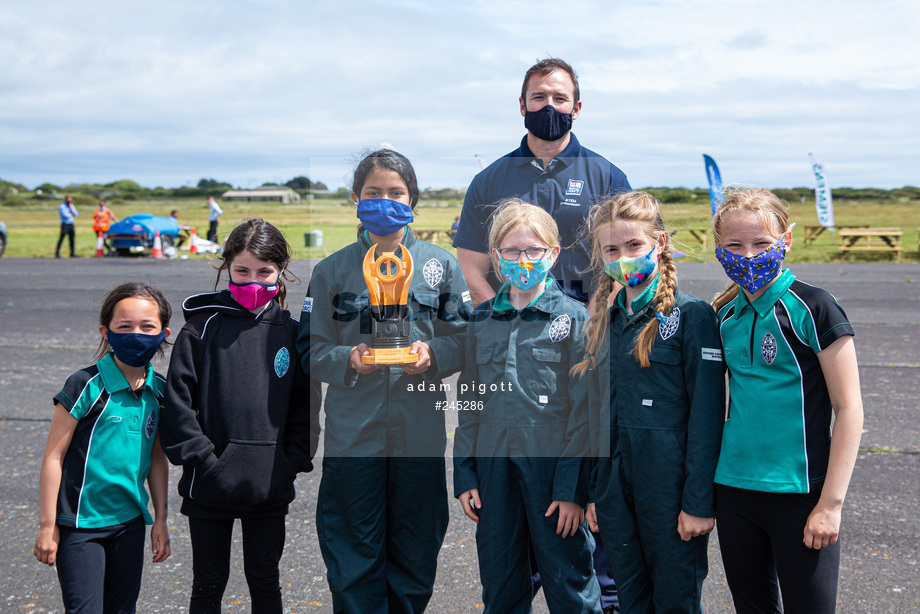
[207,196,223,243]
[170,210,190,248]
[55,195,79,258]
[92,199,118,253]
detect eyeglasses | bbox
[497,246,549,261]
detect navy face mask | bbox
[524,104,573,142]
[107,330,165,367]
[356,198,414,237]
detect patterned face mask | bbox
[498,255,553,291]
[715,237,786,294]
[603,244,659,288]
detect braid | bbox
[572,274,614,377]
[712,283,739,313]
[632,243,678,367]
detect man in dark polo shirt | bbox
[453,57,629,613]
[453,57,631,307]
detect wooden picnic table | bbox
[668,227,709,251]
[411,228,454,244]
[838,227,903,263]
[801,225,869,247]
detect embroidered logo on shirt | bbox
[274,347,291,378]
[145,412,156,438]
[658,307,680,340]
[302,297,313,313]
[423,258,443,288]
[566,179,584,196]
[761,333,777,365]
[701,348,723,362]
[548,314,571,342]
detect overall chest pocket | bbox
[530,346,564,395]
[409,290,440,328]
[637,344,684,402]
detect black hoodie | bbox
[160,290,317,519]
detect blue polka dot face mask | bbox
[715,237,786,295]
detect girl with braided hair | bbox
[576,191,726,613]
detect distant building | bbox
[221,186,301,204]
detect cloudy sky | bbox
[2,0,918,190]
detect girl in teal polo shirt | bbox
[711,189,863,614]
[576,191,726,613]
[35,282,172,613]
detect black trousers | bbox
[715,484,840,614]
[56,223,76,256]
[56,515,146,614]
[187,515,286,614]
[207,220,219,243]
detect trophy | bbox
[361,244,417,364]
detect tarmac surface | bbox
[1,257,918,612]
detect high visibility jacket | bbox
[93,208,112,232]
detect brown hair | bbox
[521,58,580,104]
[711,188,790,312]
[487,199,560,282]
[214,218,297,309]
[94,282,172,361]
[573,192,678,374]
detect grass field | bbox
[2,195,918,263]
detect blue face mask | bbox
[106,330,165,367]
[524,104,573,142]
[715,237,786,295]
[356,198,414,237]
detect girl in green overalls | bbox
[297,149,470,613]
[575,191,725,613]
[454,199,601,613]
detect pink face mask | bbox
[228,274,281,310]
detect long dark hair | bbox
[214,218,296,308]
[94,282,172,361]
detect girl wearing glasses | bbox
[454,199,601,613]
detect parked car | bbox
[106,213,181,256]
[0,221,7,257]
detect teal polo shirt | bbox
[53,353,165,528]
[714,269,854,494]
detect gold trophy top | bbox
[362,243,414,306]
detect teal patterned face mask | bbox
[604,244,659,288]
[498,255,553,291]
[715,237,786,294]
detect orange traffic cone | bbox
[95,232,105,257]
[151,231,164,258]
[189,227,198,254]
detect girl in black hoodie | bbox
[160,219,319,614]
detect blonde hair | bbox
[573,191,678,374]
[487,199,561,282]
[711,188,790,312]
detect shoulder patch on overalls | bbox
[658,307,680,340]
[761,333,777,364]
[423,258,443,288]
[549,314,571,342]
